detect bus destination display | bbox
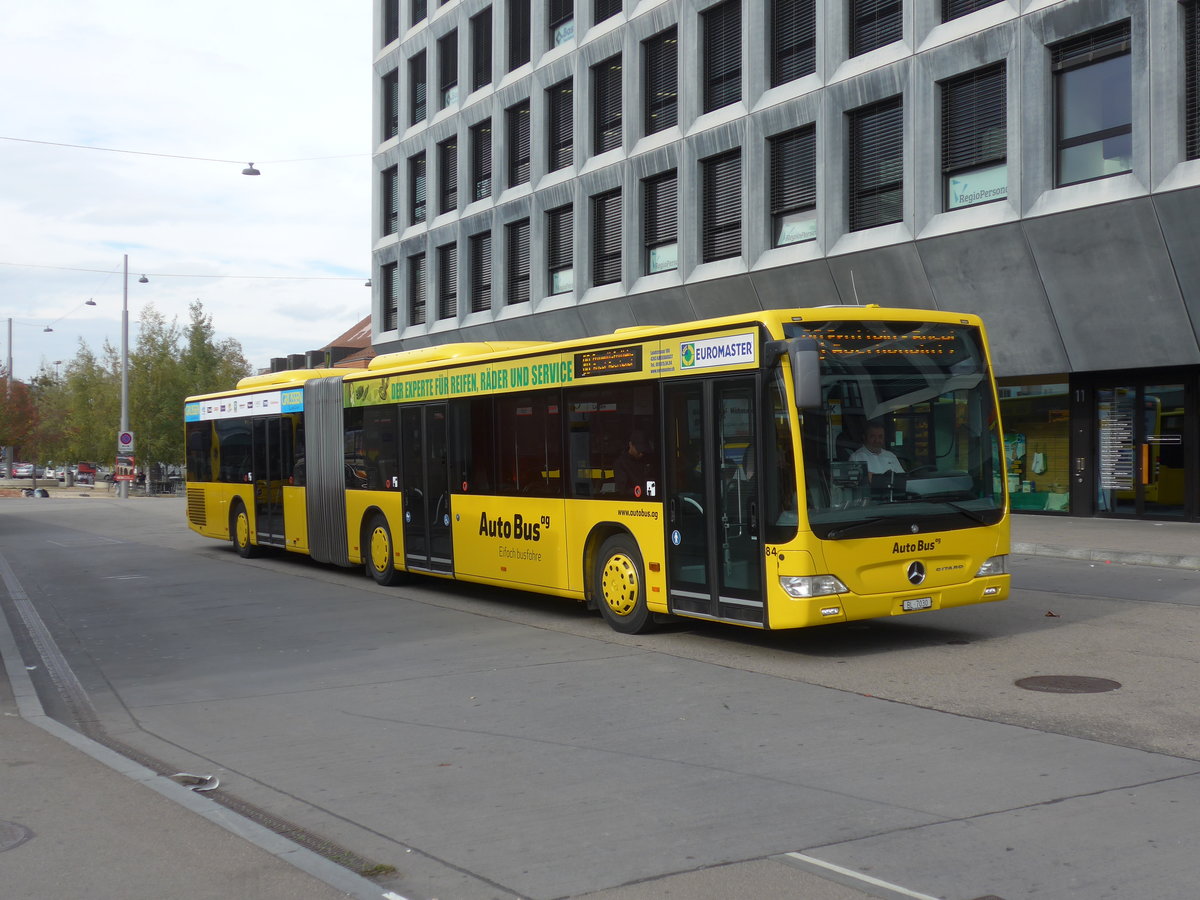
[575,345,642,379]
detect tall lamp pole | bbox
[119,254,130,500]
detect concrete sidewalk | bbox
[0,597,385,900]
[1011,513,1200,569]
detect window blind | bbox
[941,63,1006,174]
[850,0,902,58]
[702,150,741,262]
[644,28,678,133]
[549,79,573,171]
[438,243,457,319]
[592,189,621,286]
[771,0,815,87]
[769,126,815,218]
[506,218,531,304]
[848,96,903,231]
[507,100,531,185]
[470,232,492,312]
[703,1,741,113]
[593,55,622,154]
[408,253,427,326]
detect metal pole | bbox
[119,254,129,500]
[3,317,10,478]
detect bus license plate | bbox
[902,597,933,612]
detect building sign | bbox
[947,163,1008,210]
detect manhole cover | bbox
[0,820,34,852]
[1015,675,1121,694]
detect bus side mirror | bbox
[766,339,821,410]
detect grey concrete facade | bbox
[369,0,1200,380]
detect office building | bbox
[371,0,1200,521]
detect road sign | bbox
[118,431,135,454]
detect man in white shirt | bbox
[849,422,904,475]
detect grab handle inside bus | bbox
[765,338,821,410]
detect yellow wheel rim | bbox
[600,552,639,617]
[236,512,251,548]
[370,526,391,574]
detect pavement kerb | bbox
[0,562,391,900]
[1012,541,1200,570]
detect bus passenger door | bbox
[400,403,453,573]
[253,416,287,546]
[663,378,763,626]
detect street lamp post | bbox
[119,255,130,499]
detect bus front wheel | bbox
[365,514,403,586]
[231,502,259,558]
[594,534,654,634]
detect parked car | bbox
[13,462,34,478]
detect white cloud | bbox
[0,0,372,381]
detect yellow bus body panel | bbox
[762,525,1010,630]
[452,495,571,594]
[282,486,309,553]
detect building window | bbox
[942,62,1007,210]
[383,69,399,140]
[644,28,677,135]
[412,0,427,27]
[507,100,531,186]
[470,8,493,92]
[509,0,531,70]
[592,55,622,155]
[548,204,574,294]
[438,137,457,214]
[470,119,492,202]
[506,218,531,303]
[409,152,427,225]
[1188,2,1200,160]
[848,95,903,231]
[409,51,427,125]
[769,126,816,246]
[382,165,399,236]
[383,2,399,45]
[943,0,1001,22]
[438,243,458,319]
[592,189,621,286]
[439,30,458,108]
[548,79,573,172]
[408,252,427,326]
[382,261,399,331]
[703,0,741,113]
[595,0,621,24]
[849,0,902,58]
[470,231,492,312]
[644,171,678,273]
[772,0,815,87]
[1052,22,1132,188]
[702,150,741,262]
[549,0,574,46]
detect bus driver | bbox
[849,422,905,475]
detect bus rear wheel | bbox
[365,514,403,586]
[594,534,654,634]
[231,502,259,558]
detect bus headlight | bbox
[779,575,848,599]
[975,555,1007,577]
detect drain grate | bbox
[1015,675,1121,694]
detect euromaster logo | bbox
[679,333,756,369]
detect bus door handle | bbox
[669,498,678,525]
[749,501,758,534]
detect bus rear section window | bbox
[214,420,252,483]
[788,320,1004,538]
[186,422,213,482]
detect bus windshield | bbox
[787,319,1004,540]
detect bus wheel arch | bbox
[590,528,655,634]
[363,510,404,586]
[229,499,260,558]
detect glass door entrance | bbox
[1095,382,1188,518]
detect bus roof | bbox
[186,305,986,402]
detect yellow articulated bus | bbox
[184,306,1009,633]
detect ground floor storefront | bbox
[999,367,1199,521]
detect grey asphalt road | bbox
[3,497,1200,900]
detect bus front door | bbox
[400,403,453,573]
[253,416,287,546]
[663,378,764,626]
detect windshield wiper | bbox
[826,517,888,540]
[936,501,990,525]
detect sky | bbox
[0,2,373,383]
